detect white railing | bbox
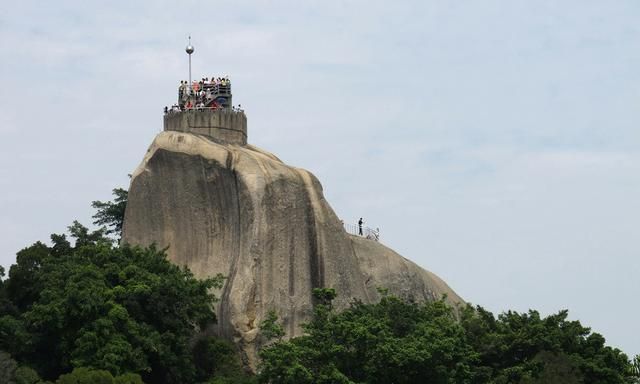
[180,84,231,97]
[343,222,380,241]
[165,106,244,114]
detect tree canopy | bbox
[0,222,224,383]
[258,289,636,384]
[91,188,128,240]
[1,188,637,384]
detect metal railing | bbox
[182,86,231,96]
[165,106,244,114]
[343,222,380,241]
[181,84,231,96]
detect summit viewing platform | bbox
[163,77,247,146]
[163,38,247,146]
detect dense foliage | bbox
[258,289,637,384]
[0,222,231,383]
[91,188,128,240]
[0,188,637,383]
[55,367,143,384]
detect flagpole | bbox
[186,36,195,94]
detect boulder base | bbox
[123,131,463,368]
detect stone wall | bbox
[163,109,247,145]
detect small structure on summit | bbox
[163,37,247,146]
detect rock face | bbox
[123,131,463,368]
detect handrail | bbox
[343,222,380,241]
[175,77,233,114]
[180,84,231,94]
[165,107,244,114]
[179,90,231,99]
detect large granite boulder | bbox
[122,131,463,368]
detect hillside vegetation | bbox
[0,190,637,384]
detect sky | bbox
[1,0,638,357]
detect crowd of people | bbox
[164,75,245,114]
[179,76,231,99]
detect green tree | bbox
[5,241,51,312]
[54,367,143,384]
[113,372,145,384]
[14,366,41,384]
[0,350,18,384]
[628,355,640,383]
[55,367,143,384]
[519,351,583,384]
[0,351,43,384]
[0,223,223,384]
[259,310,285,342]
[192,337,255,383]
[259,290,476,384]
[91,188,128,240]
[259,291,633,384]
[460,305,631,384]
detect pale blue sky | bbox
[1,0,638,356]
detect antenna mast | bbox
[185,36,195,93]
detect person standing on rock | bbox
[358,218,364,236]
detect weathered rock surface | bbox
[123,131,463,367]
